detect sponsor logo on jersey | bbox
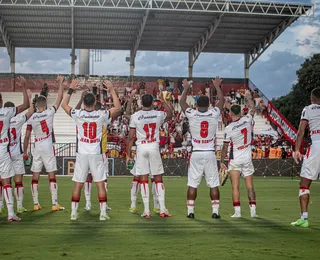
[33,114,48,119]
[80,115,100,119]
[231,121,248,130]
[138,115,157,120]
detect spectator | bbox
[236,90,241,105]
[256,146,263,159]
[229,88,235,100]
[264,146,270,158]
[269,145,277,159]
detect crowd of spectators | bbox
[95,79,292,160]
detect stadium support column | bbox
[244,53,250,79]
[70,6,76,75]
[130,50,135,77]
[188,51,193,78]
[79,49,90,75]
[10,47,15,73]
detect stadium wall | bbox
[24,158,301,178]
[0,73,247,96]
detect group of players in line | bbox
[0,76,319,227]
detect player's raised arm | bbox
[15,76,30,115]
[247,93,256,117]
[24,89,35,121]
[61,78,79,116]
[179,79,190,113]
[124,89,137,120]
[75,90,86,110]
[52,75,65,111]
[294,114,308,164]
[103,80,121,119]
[212,76,224,113]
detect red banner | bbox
[267,101,297,145]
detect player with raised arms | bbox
[0,76,29,221]
[24,75,65,211]
[219,96,257,218]
[126,92,173,218]
[74,91,113,212]
[180,77,224,219]
[61,79,121,221]
[291,88,320,228]
[4,88,34,213]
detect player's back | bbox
[27,107,55,147]
[0,107,16,155]
[302,104,320,143]
[225,114,253,162]
[9,115,26,155]
[185,107,220,151]
[130,109,166,146]
[71,109,110,154]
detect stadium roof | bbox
[0,0,313,70]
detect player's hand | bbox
[182,79,189,90]
[57,74,64,84]
[294,151,303,164]
[212,76,222,87]
[220,163,227,170]
[130,89,137,97]
[70,78,80,90]
[27,89,32,101]
[16,76,27,87]
[103,80,114,92]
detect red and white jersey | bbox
[129,110,167,146]
[185,107,220,151]
[301,104,320,143]
[70,109,110,154]
[224,114,253,162]
[0,107,17,155]
[27,106,56,148]
[9,115,27,156]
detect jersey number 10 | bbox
[83,122,97,139]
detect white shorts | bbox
[228,159,254,177]
[73,153,106,183]
[11,154,25,175]
[0,153,15,179]
[300,143,320,181]
[31,145,57,173]
[188,151,219,188]
[89,154,108,177]
[130,157,153,179]
[135,144,164,176]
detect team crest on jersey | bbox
[71,110,76,114]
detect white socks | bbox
[49,178,58,206]
[187,200,195,215]
[31,180,39,205]
[130,179,140,209]
[140,180,150,214]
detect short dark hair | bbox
[141,94,153,107]
[36,96,47,108]
[196,95,209,108]
[95,101,102,111]
[4,101,15,107]
[230,104,241,116]
[83,93,96,107]
[311,88,320,101]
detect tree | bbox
[272,53,320,129]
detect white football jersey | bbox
[27,106,56,148]
[9,115,27,156]
[301,104,320,143]
[185,107,220,151]
[224,114,253,162]
[129,110,167,146]
[0,107,16,155]
[70,109,110,154]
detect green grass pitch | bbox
[1,176,320,260]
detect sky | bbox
[0,0,319,99]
